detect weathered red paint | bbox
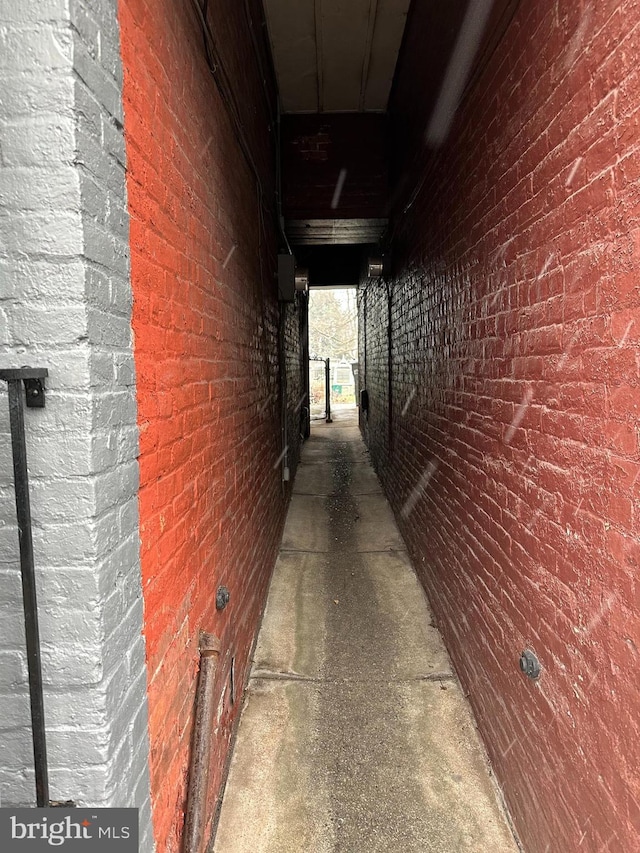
[118,0,294,849]
[361,0,640,850]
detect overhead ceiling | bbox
[263,0,412,113]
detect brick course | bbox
[361,1,640,850]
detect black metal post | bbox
[325,358,332,423]
[0,368,49,807]
[300,292,310,439]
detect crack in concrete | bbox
[250,671,457,684]
[280,548,409,554]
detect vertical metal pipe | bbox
[363,287,367,391]
[387,280,393,452]
[325,357,332,423]
[184,632,222,853]
[300,292,310,439]
[278,305,289,484]
[6,378,49,807]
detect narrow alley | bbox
[214,408,518,851]
[1,0,639,851]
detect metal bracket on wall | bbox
[216,586,230,611]
[0,367,48,407]
[0,367,50,806]
[24,376,46,408]
[519,649,541,680]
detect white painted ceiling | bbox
[263,0,412,113]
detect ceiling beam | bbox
[285,218,388,245]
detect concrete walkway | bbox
[213,410,519,853]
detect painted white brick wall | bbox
[0,1,153,849]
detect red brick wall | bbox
[119,0,298,848]
[362,1,640,850]
[282,113,388,220]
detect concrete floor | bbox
[213,408,519,853]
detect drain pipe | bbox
[184,631,222,853]
[278,305,290,484]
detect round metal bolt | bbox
[519,649,541,679]
[216,586,230,611]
